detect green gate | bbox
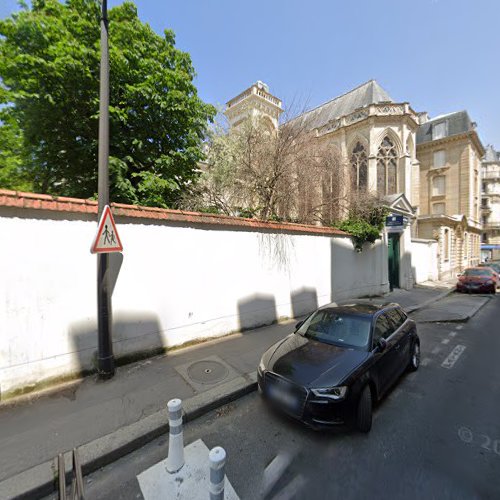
[388,233,400,290]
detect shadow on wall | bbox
[401,250,413,289]
[69,310,164,375]
[237,294,277,332]
[290,287,318,318]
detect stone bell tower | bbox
[225,81,283,132]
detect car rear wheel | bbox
[409,341,420,372]
[355,386,372,433]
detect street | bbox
[64,295,500,500]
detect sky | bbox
[1,0,499,148]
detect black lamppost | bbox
[97,0,114,378]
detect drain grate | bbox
[186,360,229,385]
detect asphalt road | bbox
[49,295,500,500]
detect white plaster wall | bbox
[0,213,388,393]
[411,239,439,282]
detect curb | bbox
[0,373,258,500]
[413,295,492,323]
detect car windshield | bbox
[297,309,371,350]
[480,263,500,272]
[464,269,491,277]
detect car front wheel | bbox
[355,385,372,433]
[409,341,420,372]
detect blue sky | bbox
[2,0,499,147]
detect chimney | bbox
[417,112,429,125]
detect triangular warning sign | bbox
[91,205,123,254]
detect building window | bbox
[377,136,398,195]
[443,229,450,261]
[432,175,446,196]
[433,150,446,168]
[433,122,447,140]
[464,232,468,259]
[350,142,368,193]
[432,202,446,215]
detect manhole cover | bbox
[186,360,229,385]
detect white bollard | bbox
[166,398,185,473]
[209,446,226,500]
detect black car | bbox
[257,302,420,433]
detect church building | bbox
[225,80,484,288]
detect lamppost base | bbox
[98,355,115,379]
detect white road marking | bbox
[449,331,457,337]
[456,325,463,330]
[441,338,450,344]
[262,452,293,498]
[457,426,500,456]
[431,346,441,355]
[441,345,466,369]
[421,357,431,366]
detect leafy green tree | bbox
[0,101,32,191]
[0,0,215,206]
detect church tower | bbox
[225,81,283,132]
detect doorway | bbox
[388,233,400,290]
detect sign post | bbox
[96,0,114,379]
[91,205,123,254]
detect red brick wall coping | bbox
[0,189,347,237]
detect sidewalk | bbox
[0,283,456,498]
[350,278,456,313]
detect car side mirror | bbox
[376,338,387,352]
[295,320,304,331]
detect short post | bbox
[166,398,185,473]
[209,446,226,500]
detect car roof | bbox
[318,302,400,316]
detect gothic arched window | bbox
[377,136,398,195]
[350,142,368,192]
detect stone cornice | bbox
[315,102,419,137]
[417,130,485,157]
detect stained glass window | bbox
[377,136,398,195]
[350,142,367,193]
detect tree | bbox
[0,0,215,206]
[179,112,349,224]
[0,102,32,191]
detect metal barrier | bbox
[209,446,226,500]
[58,448,85,500]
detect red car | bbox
[456,267,497,294]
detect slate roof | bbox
[483,145,500,162]
[291,80,393,130]
[416,110,474,144]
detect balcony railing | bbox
[482,171,500,180]
[483,222,500,230]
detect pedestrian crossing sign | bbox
[90,205,123,254]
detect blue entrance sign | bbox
[386,215,404,227]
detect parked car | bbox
[257,303,420,433]
[478,262,500,287]
[456,267,497,294]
